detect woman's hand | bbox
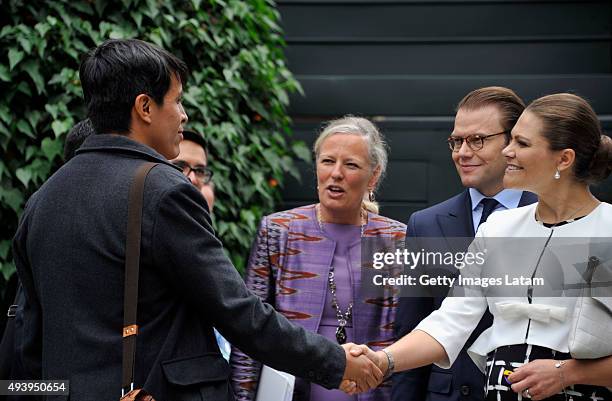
[508,359,564,400]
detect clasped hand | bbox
[340,343,387,394]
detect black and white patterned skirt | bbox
[485,344,611,401]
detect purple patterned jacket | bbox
[230,204,406,401]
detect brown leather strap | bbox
[122,162,157,393]
[120,388,155,401]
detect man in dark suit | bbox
[11,39,381,400]
[392,87,537,401]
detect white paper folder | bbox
[255,365,295,401]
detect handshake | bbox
[339,343,391,395]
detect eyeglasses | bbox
[172,160,214,184]
[447,131,508,152]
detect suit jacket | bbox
[230,205,406,401]
[11,134,345,401]
[392,189,537,401]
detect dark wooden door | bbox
[279,1,612,222]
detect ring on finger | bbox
[523,388,531,398]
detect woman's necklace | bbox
[316,204,366,344]
[328,267,353,344]
[316,203,367,236]
[535,201,597,229]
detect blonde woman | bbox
[230,117,406,401]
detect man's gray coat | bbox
[12,134,345,400]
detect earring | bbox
[368,190,375,202]
[554,169,561,180]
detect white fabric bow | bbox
[495,302,567,323]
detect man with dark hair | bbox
[171,130,215,212]
[12,39,380,400]
[63,118,95,161]
[393,87,537,401]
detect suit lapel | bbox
[437,190,536,238]
[437,190,475,239]
[431,190,535,271]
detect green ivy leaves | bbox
[0,0,303,289]
[8,48,24,70]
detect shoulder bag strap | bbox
[122,162,157,395]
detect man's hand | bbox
[340,344,389,395]
[340,343,384,394]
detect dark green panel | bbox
[286,42,611,75]
[376,203,428,224]
[279,2,611,39]
[378,160,429,201]
[289,75,612,115]
[282,160,317,201]
[383,124,464,204]
[384,128,453,160]
[279,0,612,212]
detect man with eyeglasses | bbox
[171,130,215,212]
[170,129,234,362]
[393,87,537,401]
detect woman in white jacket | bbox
[346,93,612,401]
